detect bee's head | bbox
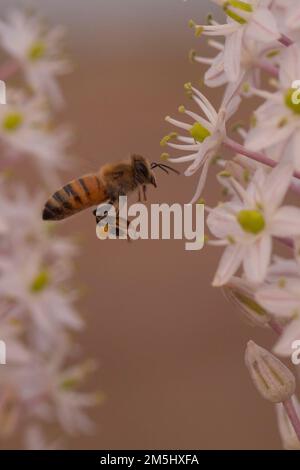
[131,154,157,187]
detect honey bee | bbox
[42,154,178,221]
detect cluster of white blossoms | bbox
[162,0,300,449]
[0,9,99,449]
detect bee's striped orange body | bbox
[42,155,159,222]
[43,173,108,221]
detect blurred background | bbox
[1,0,283,449]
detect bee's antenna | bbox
[151,162,180,175]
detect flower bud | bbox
[224,277,271,327]
[276,398,300,450]
[245,341,296,403]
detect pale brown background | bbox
[1,0,285,449]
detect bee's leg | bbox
[93,199,116,224]
[142,185,147,201]
[123,217,132,242]
[137,188,141,202]
[93,209,106,225]
[115,210,131,242]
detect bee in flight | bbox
[42,154,179,222]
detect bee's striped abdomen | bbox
[43,173,108,221]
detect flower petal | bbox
[271,206,300,237]
[207,202,243,239]
[273,318,300,357]
[263,163,294,213]
[256,285,300,317]
[243,235,272,283]
[224,29,243,82]
[246,8,280,43]
[212,244,245,287]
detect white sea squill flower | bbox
[161,83,240,202]
[0,9,70,107]
[0,319,31,364]
[276,396,300,450]
[0,6,97,448]
[0,89,71,181]
[207,163,300,286]
[13,347,100,435]
[256,276,300,357]
[266,256,300,281]
[245,43,300,170]
[0,185,77,249]
[0,250,83,340]
[192,36,276,88]
[190,0,280,83]
[273,0,300,36]
[25,425,61,450]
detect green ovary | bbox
[285,88,300,115]
[30,270,50,293]
[189,122,211,143]
[28,41,46,61]
[3,113,23,132]
[60,378,78,390]
[237,209,265,235]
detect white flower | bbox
[0,249,83,341]
[0,89,71,182]
[192,36,276,87]
[274,0,300,35]
[162,83,240,202]
[245,43,300,170]
[0,183,78,284]
[276,396,300,450]
[207,163,300,285]
[190,0,280,83]
[256,274,300,357]
[13,346,100,435]
[0,9,70,107]
[0,6,97,448]
[0,319,31,364]
[24,425,61,450]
